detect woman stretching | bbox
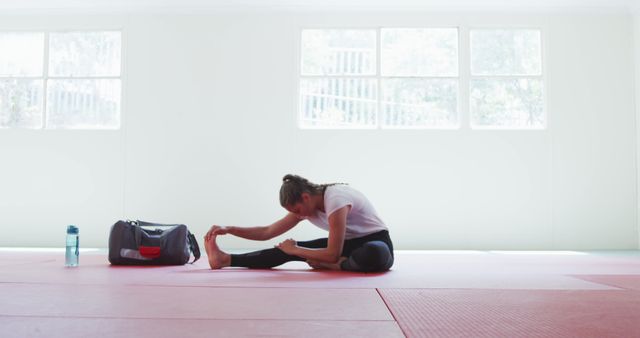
[204,174,394,272]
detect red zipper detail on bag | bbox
[139,246,161,258]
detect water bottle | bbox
[65,225,79,267]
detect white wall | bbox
[0,10,637,250]
[636,12,640,251]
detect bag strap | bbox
[130,221,143,247]
[187,231,201,264]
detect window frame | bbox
[296,25,547,131]
[0,29,124,131]
[379,27,461,130]
[468,27,548,131]
[298,28,379,130]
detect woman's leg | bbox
[340,240,394,272]
[228,238,328,269]
[304,231,395,272]
[207,230,394,271]
[335,230,394,272]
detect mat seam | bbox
[376,288,408,338]
[0,314,396,322]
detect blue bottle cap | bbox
[67,225,79,234]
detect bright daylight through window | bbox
[300,28,544,129]
[0,31,121,129]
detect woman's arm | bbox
[263,212,302,239]
[226,226,269,241]
[277,206,350,263]
[205,213,301,241]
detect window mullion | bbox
[376,28,382,129]
[459,26,470,130]
[43,32,49,129]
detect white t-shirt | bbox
[300,184,388,240]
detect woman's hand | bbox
[205,225,230,241]
[275,238,298,255]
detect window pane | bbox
[299,78,377,127]
[46,79,120,129]
[471,29,541,76]
[382,79,458,128]
[49,31,121,77]
[0,79,43,128]
[381,28,458,77]
[0,33,44,76]
[301,30,376,76]
[470,78,544,128]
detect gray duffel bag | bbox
[108,220,200,265]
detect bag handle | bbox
[135,220,179,228]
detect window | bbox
[381,28,459,128]
[299,27,545,130]
[300,29,378,128]
[470,29,544,129]
[299,28,459,129]
[0,31,121,129]
[0,33,45,129]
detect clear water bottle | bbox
[65,225,79,267]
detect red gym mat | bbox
[0,283,393,321]
[378,288,640,338]
[1,250,639,337]
[0,317,404,338]
[0,253,618,290]
[572,275,640,291]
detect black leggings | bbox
[230,230,394,272]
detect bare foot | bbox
[307,257,347,271]
[204,235,231,269]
